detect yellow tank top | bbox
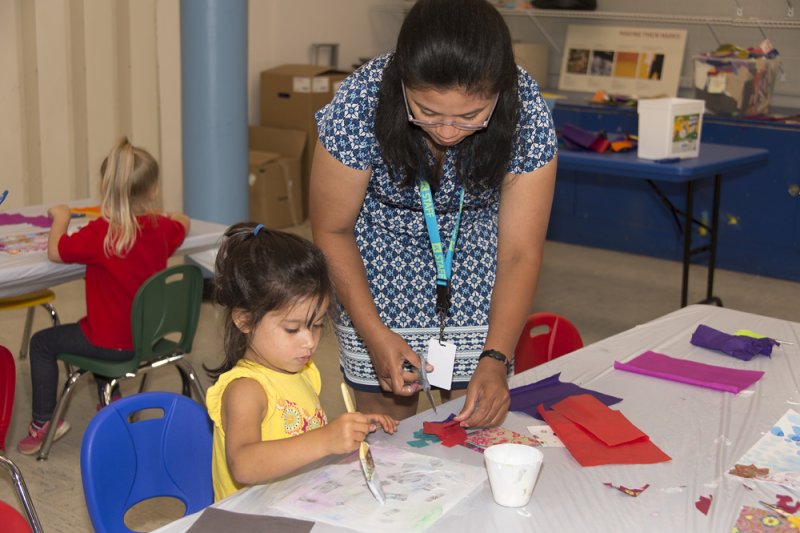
[206,358,327,501]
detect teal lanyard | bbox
[418,177,465,340]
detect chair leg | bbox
[18,303,58,360]
[43,303,60,327]
[0,456,44,533]
[177,366,192,397]
[37,364,84,461]
[18,307,35,359]
[177,360,207,407]
[137,372,150,395]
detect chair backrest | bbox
[131,264,203,366]
[514,312,584,374]
[0,501,32,533]
[0,344,15,451]
[80,391,213,533]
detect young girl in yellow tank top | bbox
[205,222,398,501]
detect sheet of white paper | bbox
[265,443,486,532]
[426,338,456,390]
[729,409,800,490]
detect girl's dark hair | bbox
[204,223,333,381]
[375,0,519,190]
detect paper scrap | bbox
[695,494,712,515]
[604,482,650,497]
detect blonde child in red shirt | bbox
[18,137,189,455]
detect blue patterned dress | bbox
[316,53,557,392]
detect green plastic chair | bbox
[38,264,207,460]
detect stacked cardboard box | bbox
[259,65,350,219]
[248,125,306,229]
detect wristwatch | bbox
[478,349,511,372]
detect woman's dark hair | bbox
[204,223,333,381]
[375,0,519,190]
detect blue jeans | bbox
[29,324,133,423]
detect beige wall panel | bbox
[35,0,76,203]
[83,0,120,198]
[0,0,25,210]
[156,0,183,212]
[129,0,161,168]
[69,0,89,199]
[20,0,42,205]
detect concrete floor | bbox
[1,225,799,532]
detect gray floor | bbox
[2,224,799,532]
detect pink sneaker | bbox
[17,419,71,455]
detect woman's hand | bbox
[454,358,510,428]
[364,326,426,396]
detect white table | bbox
[0,202,226,298]
[155,304,800,532]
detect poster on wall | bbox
[558,25,687,97]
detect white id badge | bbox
[426,337,456,390]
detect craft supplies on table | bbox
[637,97,705,160]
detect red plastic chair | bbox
[514,312,584,374]
[0,344,14,451]
[0,500,32,533]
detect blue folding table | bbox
[557,143,769,307]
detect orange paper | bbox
[538,394,670,467]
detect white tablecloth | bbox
[155,304,800,532]
[0,202,226,298]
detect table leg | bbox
[698,174,723,306]
[681,182,693,307]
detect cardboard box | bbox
[694,55,780,116]
[248,126,306,228]
[637,98,705,160]
[259,65,350,217]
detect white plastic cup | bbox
[484,443,543,507]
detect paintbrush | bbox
[340,383,386,504]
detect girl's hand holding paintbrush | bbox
[323,410,398,455]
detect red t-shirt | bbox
[58,215,186,350]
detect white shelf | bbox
[500,8,800,29]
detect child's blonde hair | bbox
[99,137,159,257]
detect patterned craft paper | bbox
[0,231,49,255]
[461,426,541,453]
[265,443,486,533]
[527,424,565,447]
[733,505,795,532]
[729,409,800,490]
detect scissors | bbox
[759,501,800,527]
[417,354,437,413]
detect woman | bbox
[310,0,557,426]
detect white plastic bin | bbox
[637,98,705,160]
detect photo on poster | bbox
[558,25,687,97]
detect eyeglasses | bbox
[401,82,499,132]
